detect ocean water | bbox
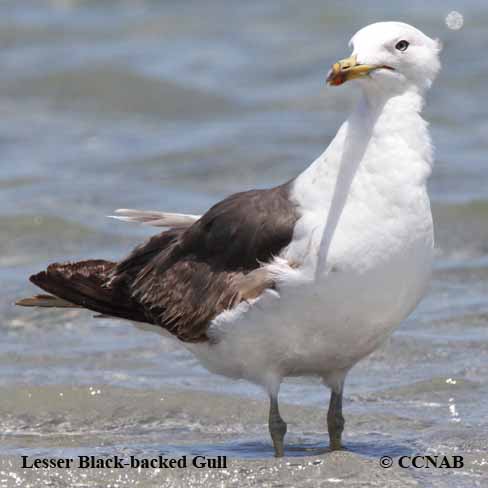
[1,1,487,486]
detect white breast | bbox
[187,90,435,392]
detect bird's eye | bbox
[395,40,409,52]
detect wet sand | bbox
[0,452,417,487]
[1,385,487,487]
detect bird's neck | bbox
[290,87,434,280]
[294,87,433,209]
[359,85,428,145]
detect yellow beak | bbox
[326,55,381,86]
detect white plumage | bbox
[120,22,440,388]
[109,209,200,228]
[113,22,441,454]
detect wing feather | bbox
[125,182,298,342]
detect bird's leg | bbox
[269,394,287,457]
[327,383,345,451]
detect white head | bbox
[327,22,441,94]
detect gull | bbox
[17,22,441,457]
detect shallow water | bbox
[1,1,488,486]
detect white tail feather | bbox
[108,209,200,228]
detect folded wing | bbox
[19,182,298,343]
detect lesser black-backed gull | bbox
[18,22,441,457]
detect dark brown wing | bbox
[26,233,181,326]
[24,182,298,343]
[123,181,298,342]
